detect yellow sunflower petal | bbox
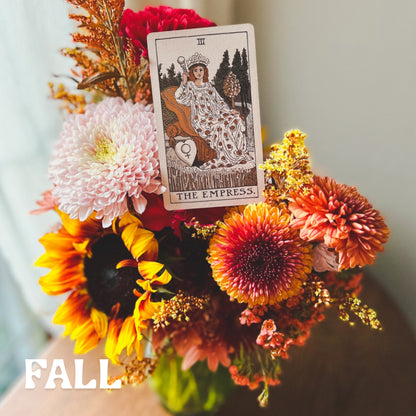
[118,211,143,229]
[116,259,138,269]
[105,319,123,365]
[74,330,100,354]
[134,292,161,331]
[153,269,172,286]
[37,231,79,257]
[90,307,108,339]
[121,223,156,261]
[35,249,82,270]
[73,239,90,253]
[138,261,172,287]
[115,316,142,357]
[57,209,101,238]
[134,337,144,361]
[39,264,86,295]
[137,279,155,292]
[53,290,90,337]
[53,291,87,323]
[39,266,86,295]
[142,239,159,261]
[137,261,164,280]
[35,252,69,269]
[132,231,156,260]
[121,223,140,250]
[70,318,95,340]
[66,317,101,355]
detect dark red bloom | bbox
[140,193,225,237]
[120,6,216,62]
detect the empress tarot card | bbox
[148,24,264,210]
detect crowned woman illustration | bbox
[174,52,252,169]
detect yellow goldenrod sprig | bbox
[186,220,222,240]
[49,83,87,114]
[108,356,159,387]
[152,291,209,330]
[309,280,333,308]
[260,129,313,204]
[338,294,382,330]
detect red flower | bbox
[120,6,216,62]
[140,193,225,237]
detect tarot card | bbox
[148,24,264,210]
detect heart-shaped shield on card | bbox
[174,139,197,166]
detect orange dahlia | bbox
[207,203,313,306]
[36,210,171,363]
[289,176,389,269]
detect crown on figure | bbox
[186,52,210,69]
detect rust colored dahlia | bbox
[207,203,313,306]
[289,176,389,269]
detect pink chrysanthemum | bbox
[208,203,313,307]
[49,97,163,228]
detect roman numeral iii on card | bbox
[147,24,264,210]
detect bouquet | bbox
[33,1,389,412]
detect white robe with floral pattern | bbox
[174,81,250,167]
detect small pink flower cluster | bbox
[229,365,281,390]
[239,305,267,326]
[256,319,294,359]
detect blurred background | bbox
[0,0,415,399]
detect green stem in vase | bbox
[150,351,235,416]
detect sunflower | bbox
[207,203,313,307]
[36,210,171,363]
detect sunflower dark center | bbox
[84,234,140,318]
[235,238,284,283]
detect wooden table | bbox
[1,276,415,416]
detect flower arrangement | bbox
[33,0,389,411]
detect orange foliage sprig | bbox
[55,0,148,111]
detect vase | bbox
[149,351,235,416]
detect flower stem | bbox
[102,0,134,100]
